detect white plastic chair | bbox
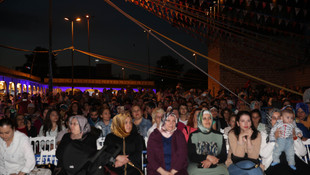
[30,136,57,165]
[302,139,310,164]
[144,137,148,147]
[141,150,147,175]
[96,137,105,150]
[30,136,56,154]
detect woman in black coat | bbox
[56,115,102,175]
[104,113,145,175]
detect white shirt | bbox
[147,122,160,138]
[39,125,64,137]
[178,119,188,125]
[0,131,35,174]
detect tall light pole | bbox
[86,15,91,79]
[64,17,81,93]
[122,67,125,80]
[48,0,53,94]
[144,30,151,80]
[193,53,197,65]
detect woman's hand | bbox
[238,129,252,143]
[207,155,219,165]
[170,169,178,175]
[157,167,173,175]
[201,159,212,168]
[274,128,280,139]
[115,155,129,166]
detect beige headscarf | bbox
[111,113,132,138]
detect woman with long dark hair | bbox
[65,101,83,120]
[182,108,201,142]
[226,111,263,175]
[39,109,64,137]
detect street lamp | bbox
[64,17,81,93]
[193,53,197,65]
[85,15,91,78]
[144,29,151,80]
[122,67,125,80]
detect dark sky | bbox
[0,0,209,79]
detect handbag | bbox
[231,153,260,170]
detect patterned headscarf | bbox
[197,110,214,133]
[159,112,177,138]
[296,102,309,120]
[69,115,91,135]
[111,113,131,138]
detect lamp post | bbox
[122,67,125,80]
[48,0,53,94]
[144,30,151,80]
[86,15,91,79]
[193,53,197,65]
[64,17,81,93]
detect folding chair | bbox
[30,136,58,166]
[97,137,106,150]
[302,139,310,164]
[141,150,147,175]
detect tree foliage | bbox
[22,47,57,78]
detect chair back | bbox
[30,136,57,166]
[141,150,147,175]
[303,139,310,164]
[97,137,105,150]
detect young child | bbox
[269,109,303,170]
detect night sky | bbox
[0,0,209,79]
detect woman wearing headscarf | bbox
[187,110,228,175]
[147,112,188,175]
[260,108,309,175]
[56,115,102,174]
[296,102,310,130]
[104,112,145,175]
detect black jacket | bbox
[104,126,145,175]
[56,133,103,175]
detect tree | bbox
[154,55,184,88]
[21,47,57,78]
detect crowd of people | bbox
[0,84,310,175]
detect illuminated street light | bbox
[64,17,81,92]
[193,53,197,65]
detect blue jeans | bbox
[273,137,295,166]
[228,160,263,175]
